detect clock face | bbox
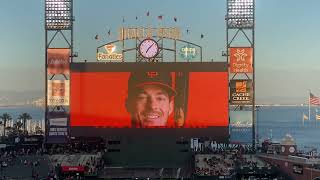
[139,39,159,58]
[289,147,295,153]
[281,146,285,152]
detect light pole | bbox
[226,0,255,151]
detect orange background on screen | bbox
[70,72,228,128]
[185,72,228,127]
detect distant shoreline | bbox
[0,105,43,108]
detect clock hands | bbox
[146,43,155,54]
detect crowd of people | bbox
[47,140,105,179]
[194,145,267,177]
[0,146,53,179]
[0,138,105,179]
[195,153,236,176]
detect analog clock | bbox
[289,146,295,153]
[139,38,159,59]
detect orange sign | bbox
[235,81,247,93]
[230,47,253,73]
[230,80,252,105]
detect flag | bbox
[107,29,111,36]
[316,114,320,120]
[158,15,163,20]
[303,113,308,120]
[310,93,320,105]
[94,34,99,40]
[174,17,177,22]
[146,11,150,16]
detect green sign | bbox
[180,45,197,60]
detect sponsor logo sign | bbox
[230,47,253,73]
[97,44,123,61]
[61,166,85,172]
[230,80,252,105]
[293,164,303,174]
[49,127,68,136]
[48,80,70,106]
[180,45,197,60]
[47,112,69,143]
[50,117,68,127]
[47,48,70,74]
[230,111,252,143]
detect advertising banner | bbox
[179,45,198,61]
[47,48,70,75]
[61,166,85,172]
[97,44,123,61]
[47,112,69,143]
[49,118,68,126]
[293,164,303,174]
[230,111,252,144]
[48,80,70,106]
[229,47,253,73]
[230,79,252,105]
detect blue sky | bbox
[0,0,320,103]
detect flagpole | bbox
[309,89,311,122]
[316,109,318,128]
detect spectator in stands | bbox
[126,72,177,127]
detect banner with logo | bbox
[230,111,252,144]
[97,44,123,61]
[47,112,69,143]
[179,45,198,61]
[229,47,253,73]
[47,48,70,75]
[230,79,252,105]
[48,80,70,106]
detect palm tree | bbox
[18,113,32,134]
[0,113,12,136]
[35,125,44,135]
[14,121,23,131]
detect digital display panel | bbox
[47,48,70,75]
[47,112,69,143]
[69,63,228,136]
[230,111,252,143]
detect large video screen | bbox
[70,63,228,129]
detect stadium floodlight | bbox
[227,0,254,29]
[45,0,72,30]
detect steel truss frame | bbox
[45,0,75,143]
[226,0,256,151]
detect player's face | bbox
[129,85,173,127]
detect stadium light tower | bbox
[226,0,256,151]
[227,0,254,29]
[45,0,72,30]
[45,0,74,144]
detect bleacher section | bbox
[195,154,236,177]
[49,152,102,175]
